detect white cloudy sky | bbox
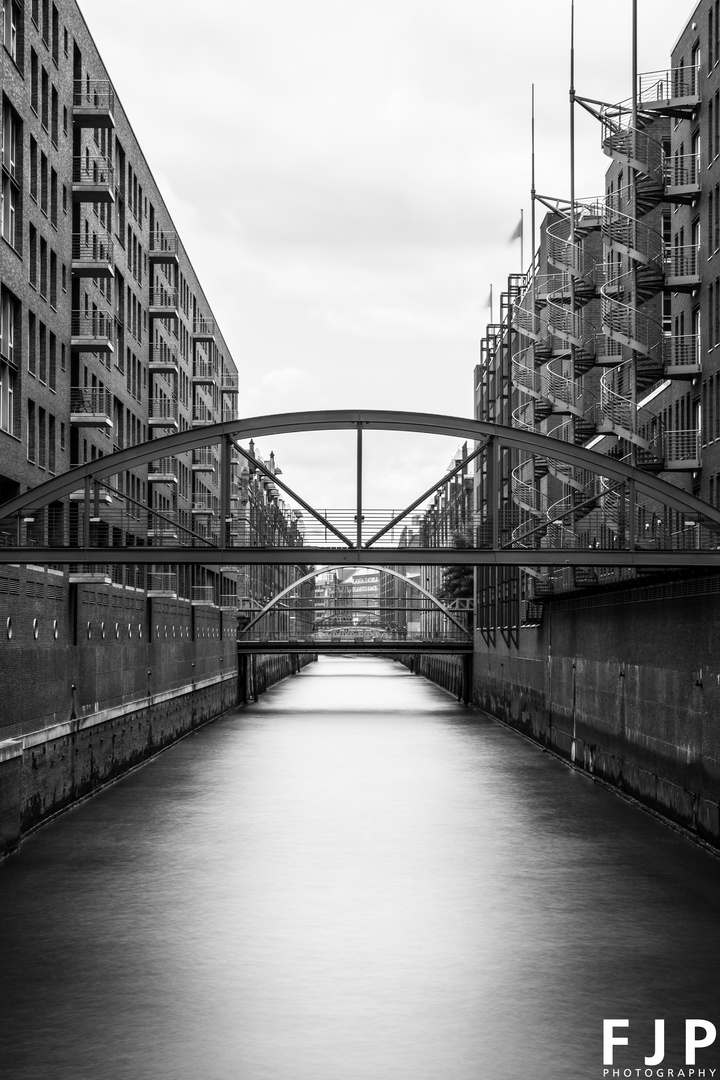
[78,0,698,510]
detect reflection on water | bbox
[1,656,720,1080]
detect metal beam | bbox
[236,641,473,655]
[3,547,720,567]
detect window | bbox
[2,0,18,64]
[51,87,58,145]
[30,51,38,113]
[32,0,38,24]
[41,68,49,131]
[39,237,47,298]
[0,174,17,247]
[48,415,55,472]
[50,168,57,226]
[28,225,37,287]
[27,399,36,462]
[50,250,57,308]
[28,311,36,375]
[38,407,46,468]
[63,104,67,135]
[40,151,48,214]
[0,360,15,434]
[39,321,46,382]
[51,3,59,63]
[63,26,67,57]
[49,331,56,389]
[60,420,65,451]
[0,289,17,366]
[2,98,18,178]
[29,138,38,201]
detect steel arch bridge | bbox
[1,409,720,569]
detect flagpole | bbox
[520,209,524,270]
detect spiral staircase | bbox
[508,65,702,594]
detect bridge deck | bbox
[237,640,474,655]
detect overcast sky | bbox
[78,0,698,510]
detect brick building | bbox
[0,0,309,851]
[474,1,716,627]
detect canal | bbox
[1,656,720,1080]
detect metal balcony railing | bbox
[638,66,698,105]
[221,372,239,392]
[71,310,115,344]
[191,586,216,606]
[149,288,179,310]
[148,458,178,481]
[70,386,113,417]
[147,572,177,595]
[667,335,701,374]
[665,245,699,280]
[71,234,114,263]
[193,360,216,381]
[193,316,216,338]
[148,231,179,257]
[148,398,179,423]
[192,404,216,425]
[72,154,114,189]
[191,496,216,514]
[149,342,179,369]
[665,429,701,466]
[192,447,216,470]
[665,153,699,190]
[73,79,115,112]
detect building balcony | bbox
[222,407,238,423]
[638,66,699,119]
[71,310,115,353]
[192,447,216,473]
[191,496,216,516]
[664,153,700,203]
[148,398,179,429]
[70,387,113,429]
[193,316,216,342]
[191,585,216,606]
[148,458,179,485]
[193,360,216,385]
[72,154,115,203]
[665,246,700,292]
[192,403,216,426]
[219,593,238,611]
[68,563,112,584]
[664,429,701,470]
[148,231,179,267]
[665,335,700,379]
[71,234,114,278]
[221,371,239,394]
[149,342,180,375]
[147,571,178,599]
[73,80,115,128]
[149,288,180,321]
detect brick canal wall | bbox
[0,653,314,858]
[467,582,720,847]
[399,654,465,699]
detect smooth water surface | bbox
[2,656,720,1080]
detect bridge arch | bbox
[0,408,719,528]
[241,564,470,636]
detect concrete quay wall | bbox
[0,654,311,859]
[469,587,720,846]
